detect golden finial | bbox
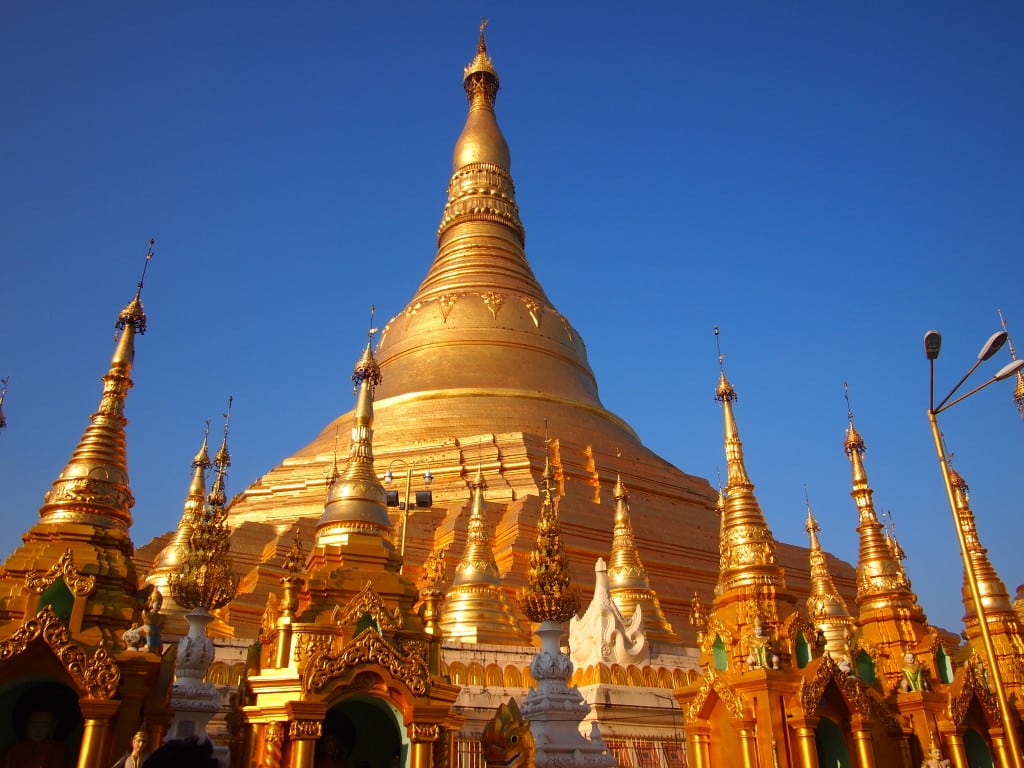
[352,306,382,393]
[209,397,232,507]
[998,308,1024,420]
[521,427,580,623]
[843,382,865,456]
[464,18,499,91]
[326,425,341,492]
[0,376,8,434]
[478,17,489,52]
[281,527,305,575]
[116,239,153,339]
[713,326,736,402]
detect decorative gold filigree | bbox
[411,723,440,741]
[290,720,323,739]
[439,294,460,322]
[0,606,120,699]
[293,631,335,666]
[334,581,403,631]
[417,547,448,595]
[24,548,96,596]
[479,292,505,320]
[947,659,999,727]
[302,627,429,696]
[684,668,746,723]
[518,296,542,328]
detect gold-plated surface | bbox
[803,499,854,659]
[520,456,580,623]
[168,418,239,611]
[439,466,524,644]
[607,472,677,640]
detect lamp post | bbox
[925,329,1024,768]
[384,458,433,572]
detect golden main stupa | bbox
[1,23,1022,768]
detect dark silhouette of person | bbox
[141,738,219,768]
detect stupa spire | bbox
[316,314,394,546]
[998,308,1024,421]
[804,489,853,659]
[147,422,213,603]
[607,467,676,640]
[948,467,1015,620]
[438,463,523,644]
[842,392,915,611]
[712,330,785,595]
[38,241,153,530]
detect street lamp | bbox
[925,329,1024,768]
[384,458,434,572]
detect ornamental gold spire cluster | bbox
[169,406,239,611]
[152,424,212,577]
[521,455,580,623]
[315,332,394,547]
[804,495,853,659]
[39,247,152,531]
[607,472,676,640]
[439,465,523,644]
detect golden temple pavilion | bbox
[0,23,1022,768]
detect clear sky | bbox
[1,2,1022,633]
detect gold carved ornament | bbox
[289,720,323,740]
[948,662,999,727]
[302,628,429,696]
[684,668,747,724]
[0,606,119,699]
[24,549,96,596]
[411,723,440,741]
[796,655,872,721]
[333,581,403,631]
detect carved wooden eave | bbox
[302,627,429,696]
[946,661,1000,728]
[332,581,404,631]
[684,668,748,724]
[23,548,96,597]
[0,605,119,698]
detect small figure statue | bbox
[690,593,708,646]
[745,618,780,670]
[836,654,854,677]
[112,731,148,768]
[141,588,165,653]
[122,623,147,651]
[921,739,951,768]
[898,651,927,693]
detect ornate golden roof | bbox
[439,466,524,644]
[521,456,580,623]
[607,472,677,640]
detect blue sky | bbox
[1,3,1022,632]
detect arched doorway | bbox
[815,716,851,768]
[0,678,83,767]
[320,697,405,768]
[963,728,994,768]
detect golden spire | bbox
[316,317,394,546]
[151,422,212,577]
[948,467,1015,620]
[998,308,1024,420]
[169,402,239,611]
[804,489,853,658]
[0,376,8,435]
[38,241,153,530]
[607,468,676,639]
[713,330,784,594]
[521,445,580,624]
[842,391,916,611]
[439,464,523,644]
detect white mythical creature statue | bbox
[569,558,649,668]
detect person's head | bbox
[26,710,55,743]
[141,737,218,768]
